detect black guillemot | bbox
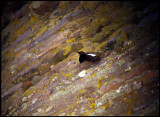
[77,51,101,63]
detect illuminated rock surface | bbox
[1,1,159,116]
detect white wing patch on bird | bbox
[87,54,96,57]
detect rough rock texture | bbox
[1,1,159,116]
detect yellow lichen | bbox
[22,87,37,97]
[81,18,103,37]
[107,63,112,67]
[80,77,84,81]
[2,49,14,60]
[61,89,65,91]
[100,17,105,23]
[63,72,72,77]
[29,14,39,25]
[67,104,74,116]
[38,89,44,94]
[34,60,41,65]
[43,85,49,89]
[49,48,58,55]
[17,63,25,72]
[89,103,95,109]
[82,109,94,116]
[25,39,31,44]
[7,15,39,44]
[92,73,96,77]
[63,45,71,56]
[112,90,116,94]
[79,38,89,43]
[97,76,104,88]
[79,89,87,95]
[104,101,110,108]
[97,80,103,88]
[95,41,107,51]
[66,38,75,43]
[107,57,112,61]
[33,25,47,40]
[70,33,74,37]
[108,25,129,40]
[89,73,96,79]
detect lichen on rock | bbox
[1,1,159,116]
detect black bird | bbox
[77,51,101,63]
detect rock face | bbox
[1,1,159,116]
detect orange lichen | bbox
[89,103,95,109]
[61,89,65,91]
[100,101,110,109]
[126,110,131,116]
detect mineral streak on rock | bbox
[1,1,159,116]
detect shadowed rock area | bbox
[1,1,159,116]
